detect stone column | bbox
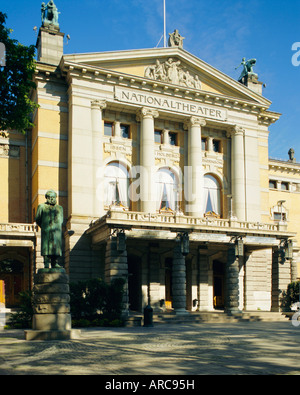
[137,107,159,214]
[184,116,206,217]
[105,236,128,314]
[271,247,292,312]
[225,245,240,314]
[291,247,299,282]
[230,126,246,221]
[172,239,187,314]
[91,100,106,218]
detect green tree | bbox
[0,12,38,135]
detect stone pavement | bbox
[0,321,300,375]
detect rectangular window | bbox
[155,130,162,144]
[213,139,221,153]
[104,122,114,136]
[169,132,177,146]
[120,124,130,139]
[281,182,289,191]
[202,138,207,151]
[269,180,277,189]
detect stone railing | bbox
[0,223,38,234]
[101,209,285,234]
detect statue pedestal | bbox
[25,272,80,341]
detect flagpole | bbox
[163,0,167,47]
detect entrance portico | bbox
[87,209,294,314]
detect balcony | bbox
[0,223,38,247]
[87,209,294,245]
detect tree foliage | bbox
[0,12,38,134]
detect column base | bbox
[225,309,242,316]
[174,309,190,316]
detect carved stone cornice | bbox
[183,116,206,130]
[136,107,159,122]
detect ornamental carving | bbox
[0,144,20,158]
[145,58,202,90]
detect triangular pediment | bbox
[62,47,271,107]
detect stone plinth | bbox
[25,272,80,341]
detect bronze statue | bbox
[41,0,60,28]
[236,57,258,85]
[289,148,296,162]
[35,190,64,272]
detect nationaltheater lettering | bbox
[115,88,227,121]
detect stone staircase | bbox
[152,311,290,325]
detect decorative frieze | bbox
[145,58,202,90]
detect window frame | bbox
[104,121,114,137]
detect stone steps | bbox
[152,311,290,324]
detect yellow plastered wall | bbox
[31,86,68,222]
[0,133,28,224]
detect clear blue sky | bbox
[2,0,300,161]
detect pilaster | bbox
[91,100,106,218]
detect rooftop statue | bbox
[35,190,64,273]
[236,57,258,86]
[168,29,185,49]
[41,0,60,29]
[288,148,296,163]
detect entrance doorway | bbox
[0,259,24,308]
[213,260,225,309]
[128,256,142,312]
[165,258,173,309]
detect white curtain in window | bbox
[204,175,221,215]
[155,168,177,211]
[104,163,129,207]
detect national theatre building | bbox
[1,10,300,316]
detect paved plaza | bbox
[0,320,300,376]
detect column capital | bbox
[136,107,159,122]
[183,116,206,130]
[91,99,107,111]
[227,125,245,137]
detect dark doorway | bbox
[128,256,142,312]
[213,260,225,309]
[0,259,24,308]
[165,258,173,309]
[186,259,192,311]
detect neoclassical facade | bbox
[0,21,299,314]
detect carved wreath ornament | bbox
[145,58,202,90]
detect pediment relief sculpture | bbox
[145,58,202,90]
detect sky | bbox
[2,0,300,161]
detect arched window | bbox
[155,168,179,211]
[104,162,129,208]
[203,174,221,216]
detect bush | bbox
[70,277,125,327]
[280,281,300,312]
[6,291,33,329]
[5,277,126,329]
